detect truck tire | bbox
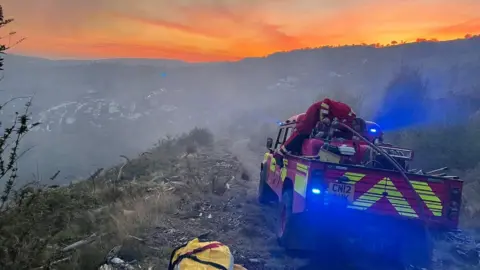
[277,188,295,248]
[258,166,276,204]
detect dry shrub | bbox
[113,190,180,235]
[187,127,214,147]
[0,126,234,269]
[185,144,197,155]
[241,169,250,181]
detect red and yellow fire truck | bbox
[258,114,464,268]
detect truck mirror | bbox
[266,137,273,149]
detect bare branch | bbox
[61,233,101,252]
[0,96,33,111]
[119,155,130,163]
[116,156,129,183]
[49,170,60,181]
[33,256,72,269]
[0,145,35,198]
[88,167,103,193]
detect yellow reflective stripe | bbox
[321,102,329,109]
[297,163,308,174]
[294,163,309,197]
[280,159,289,182]
[399,212,418,217]
[410,181,441,202]
[347,205,366,210]
[352,200,375,208]
[297,167,308,174]
[344,172,442,217]
[263,152,270,162]
[410,180,443,216]
[352,177,419,218]
[294,174,307,197]
[424,202,442,210]
[388,197,411,206]
[281,167,287,182]
[297,163,308,170]
[395,206,417,213]
[270,158,276,172]
[343,172,366,184]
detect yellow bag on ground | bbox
[168,238,247,270]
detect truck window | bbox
[274,128,286,149]
[274,127,293,149]
[285,127,293,141]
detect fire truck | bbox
[258,114,464,268]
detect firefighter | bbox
[274,98,356,162]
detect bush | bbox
[385,117,480,171]
[0,186,101,268]
[0,127,229,269]
[185,127,214,147]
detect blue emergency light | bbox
[311,188,321,194]
[369,128,377,133]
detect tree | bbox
[0,6,23,73]
[0,4,37,209]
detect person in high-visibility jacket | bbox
[275,98,356,160]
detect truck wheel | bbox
[277,189,295,248]
[258,167,276,204]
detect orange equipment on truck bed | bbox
[258,115,464,269]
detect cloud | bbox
[110,3,304,56]
[111,13,227,39]
[14,37,239,62]
[80,42,237,62]
[2,0,112,35]
[3,0,480,61]
[429,18,480,37]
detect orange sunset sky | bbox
[2,0,480,62]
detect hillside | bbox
[1,37,480,184]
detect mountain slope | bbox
[1,37,479,183]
